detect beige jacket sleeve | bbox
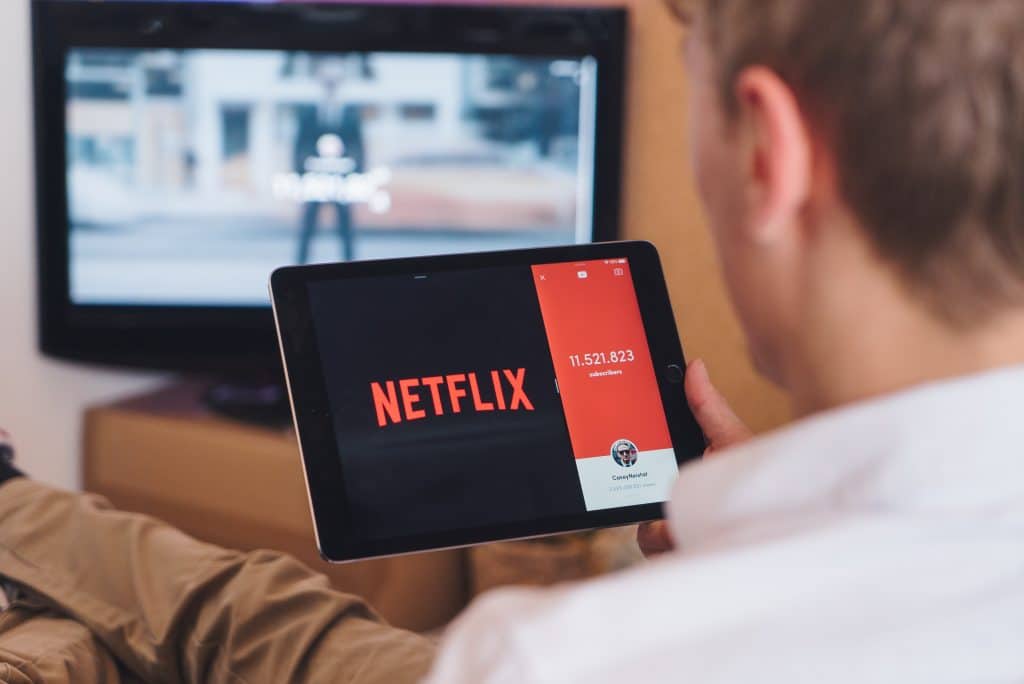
[0,479,436,684]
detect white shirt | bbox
[425,368,1024,683]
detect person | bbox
[293,57,365,265]
[612,439,639,468]
[3,0,1024,681]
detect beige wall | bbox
[0,0,788,491]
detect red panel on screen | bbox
[532,259,672,460]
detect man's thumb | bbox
[684,360,752,453]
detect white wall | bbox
[0,0,164,490]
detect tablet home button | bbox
[665,364,685,384]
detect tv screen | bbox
[67,48,600,307]
[34,2,626,370]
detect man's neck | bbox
[786,244,1024,417]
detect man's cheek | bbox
[694,148,736,249]
[691,134,717,210]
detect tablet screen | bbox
[307,257,680,542]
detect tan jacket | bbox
[0,479,436,683]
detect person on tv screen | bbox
[2,0,1023,681]
[292,56,366,264]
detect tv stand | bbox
[201,378,293,429]
[81,380,469,632]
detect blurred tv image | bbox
[66,49,599,305]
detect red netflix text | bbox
[371,368,535,428]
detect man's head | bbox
[314,57,350,100]
[669,0,1024,410]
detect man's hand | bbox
[636,360,752,557]
[0,429,13,463]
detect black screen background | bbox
[309,266,587,541]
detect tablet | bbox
[271,242,705,562]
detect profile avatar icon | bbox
[611,439,639,468]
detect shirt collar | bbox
[667,365,1024,551]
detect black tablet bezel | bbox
[272,241,704,562]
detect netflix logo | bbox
[371,368,535,428]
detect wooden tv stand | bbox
[81,381,469,632]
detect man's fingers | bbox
[638,361,749,558]
[636,521,675,557]
[685,359,753,453]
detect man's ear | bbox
[733,66,813,245]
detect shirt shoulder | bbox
[425,510,1024,684]
[424,550,768,684]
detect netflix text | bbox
[371,368,535,428]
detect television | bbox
[32,1,627,374]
